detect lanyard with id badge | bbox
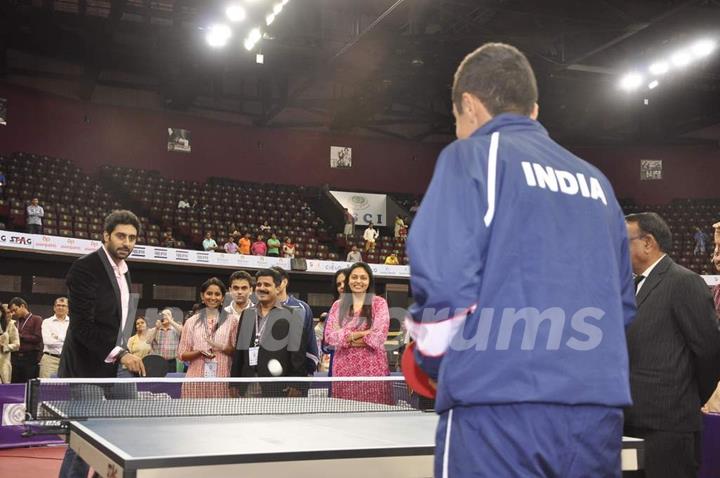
[249,313,269,367]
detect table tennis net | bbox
[26,377,434,421]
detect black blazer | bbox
[58,247,133,378]
[231,304,307,396]
[625,255,720,432]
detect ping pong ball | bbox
[267,359,283,376]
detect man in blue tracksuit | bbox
[406,43,635,477]
[271,266,319,375]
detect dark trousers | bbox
[27,224,42,234]
[10,353,39,383]
[624,427,701,478]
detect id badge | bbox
[248,346,259,367]
[203,359,218,378]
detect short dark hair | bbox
[271,266,288,281]
[452,42,538,116]
[255,268,282,287]
[229,270,255,287]
[8,297,28,308]
[626,212,672,252]
[104,210,141,235]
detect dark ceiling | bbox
[1,0,719,145]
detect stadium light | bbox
[670,49,692,67]
[691,39,716,58]
[273,3,283,15]
[248,27,262,43]
[266,13,276,26]
[648,61,669,76]
[244,27,262,51]
[206,24,232,48]
[619,73,644,91]
[225,4,246,22]
[619,37,717,93]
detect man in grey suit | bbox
[625,212,720,478]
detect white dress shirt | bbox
[225,301,253,317]
[42,315,69,355]
[363,227,378,241]
[635,254,666,295]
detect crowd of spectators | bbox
[0,262,395,401]
[203,226,302,259]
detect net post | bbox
[25,378,41,421]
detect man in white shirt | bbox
[202,232,218,252]
[39,297,70,378]
[26,197,44,234]
[224,270,255,316]
[363,223,379,253]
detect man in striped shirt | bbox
[147,308,182,372]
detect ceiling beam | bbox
[256,0,408,126]
[560,0,701,69]
[360,126,411,140]
[413,122,453,141]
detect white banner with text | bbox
[0,232,409,278]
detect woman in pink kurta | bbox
[325,262,391,404]
[177,278,238,398]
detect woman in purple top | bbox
[251,234,267,256]
[224,237,238,254]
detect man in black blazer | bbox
[231,268,307,397]
[58,210,145,478]
[625,212,720,478]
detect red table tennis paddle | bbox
[401,341,437,399]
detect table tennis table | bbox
[40,397,645,478]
